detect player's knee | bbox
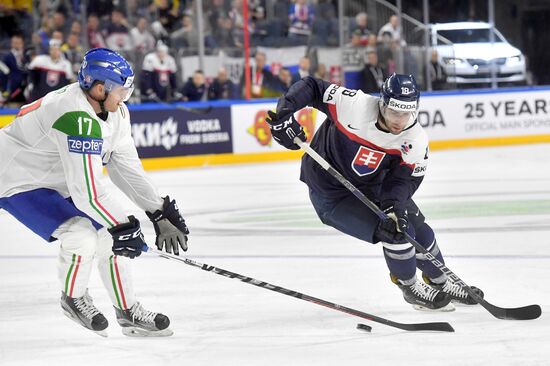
[96,227,114,258]
[415,222,435,248]
[57,217,98,257]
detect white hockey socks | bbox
[55,217,97,298]
[96,228,136,310]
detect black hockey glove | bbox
[374,203,409,244]
[146,196,190,255]
[265,109,307,150]
[108,216,146,259]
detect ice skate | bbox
[391,274,455,311]
[60,290,108,337]
[115,302,173,337]
[423,274,484,305]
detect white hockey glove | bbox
[146,196,190,255]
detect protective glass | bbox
[104,78,135,102]
[383,107,413,124]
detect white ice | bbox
[1,144,549,366]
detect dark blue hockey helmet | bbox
[379,73,420,131]
[78,48,135,101]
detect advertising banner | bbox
[418,89,550,141]
[231,102,326,154]
[131,107,232,158]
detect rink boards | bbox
[1,86,550,170]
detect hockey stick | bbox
[143,245,454,332]
[295,138,542,321]
[151,95,213,115]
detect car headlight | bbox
[508,55,522,63]
[442,57,464,65]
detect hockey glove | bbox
[108,216,146,259]
[146,196,190,255]
[265,109,307,150]
[374,203,409,244]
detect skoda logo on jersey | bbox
[351,146,386,176]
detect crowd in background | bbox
[0,0,449,108]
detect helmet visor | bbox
[104,77,135,102]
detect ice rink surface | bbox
[1,144,549,366]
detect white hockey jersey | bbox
[0,83,163,227]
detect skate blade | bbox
[62,309,108,337]
[413,302,456,312]
[121,326,174,337]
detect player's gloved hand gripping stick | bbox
[294,137,541,321]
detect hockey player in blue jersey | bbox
[266,74,484,311]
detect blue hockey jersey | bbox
[276,77,429,206]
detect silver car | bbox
[431,22,526,85]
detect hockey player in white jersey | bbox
[0,48,190,336]
[266,74,484,311]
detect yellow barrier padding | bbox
[429,134,550,150]
[0,115,16,128]
[140,150,304,170]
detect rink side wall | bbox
[2,86,550,171]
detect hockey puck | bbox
[356,323,372,332]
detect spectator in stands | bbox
[212,16,238,49]
[87,14,106,49]
[241,51,275,98]
[140,41,179,102]
[130,16,156,54]
[365,33,378,53]
[206,0,227,36]
[250,5,268,46]
[428,49,448,90]
[105,8,133,52]
[179,70,206,102]
[26,39,73,102]
[377,14,406,46]
[50,30,64,45]
[229,0,245,47]
[361,50,387,94]
[292,56,311,84]
[314,63,328,80]
[69,20,83,42]
[274,67,293,95]
[35,16,54,54]
[208,67,236,100]
[151,0,181,40]
[52,10,70,36]
[288,0,314,46]
[87,0,115,20]
[171,14,199,50]
[347,29,364,48]
[61,33,85,75]
[351,12,371,46]
[0,34,28,106]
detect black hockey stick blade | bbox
[143,246,454,332]
[480,300,541,320]
[295,138,542,321]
